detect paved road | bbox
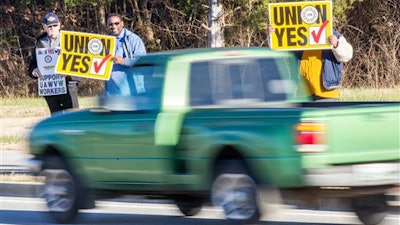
[1,196,399,225]
[0,150,400,225]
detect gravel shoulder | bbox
[1,116,46,151]
[1,105,47,151]
[0,105,48,182]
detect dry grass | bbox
[0,96,97,151]
[0,97,97,182]
[340,88,400,101]
[0,109,47,151]
[0,173,44,183]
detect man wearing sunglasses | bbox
[28,12,80,115]
[105,13,147,95]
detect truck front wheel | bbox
[352,194,388,225]
[211,160,260,224]
[41,156,80,224]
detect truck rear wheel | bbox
[352,194,388,225]
[41,156,80,224]
[211,160,260,224]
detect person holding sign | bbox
[269,24,353,101]
[28,12,80,114]
[267,0,353,101]
[105,13,147,95]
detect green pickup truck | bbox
[28,47,399,225]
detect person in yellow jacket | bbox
[268,25,353,101]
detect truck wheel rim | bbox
[43,170,76,212]
[211,173,258,220]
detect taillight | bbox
[295,122,327,152]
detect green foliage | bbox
[14,0,54,9]
[256,0,364,26]
[245,0,270,30]
[14,0,113,8]
[177,0,206,13]
[63,0,113,7]
[332,0,364,25]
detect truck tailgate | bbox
[301,104,399,167]
[299,104,400,186]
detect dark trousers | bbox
[44,83,79,115]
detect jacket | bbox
[294,30,353,90]
[105,28,147,95]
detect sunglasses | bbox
[108,22,120,27]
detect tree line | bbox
[0,0,399,97]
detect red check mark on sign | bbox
[93,54,112,74]
[311,20,329,43]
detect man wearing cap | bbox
[28,12,80,115]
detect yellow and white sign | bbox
[36,47,67,96]
[55,31,116,80]
[268,1,333,51]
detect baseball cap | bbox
[43,12,59,26]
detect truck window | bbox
[190,58,292,106]
[100,65,163,111]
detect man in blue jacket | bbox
[105,13,147,95]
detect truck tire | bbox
[175,196,203,216]
[211,160,260,224]
[41,156,80,224]
[352,194,388,225]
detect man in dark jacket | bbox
[28,12,79,115]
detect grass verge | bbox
[0,173,45,183]
[340,88,400,101]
